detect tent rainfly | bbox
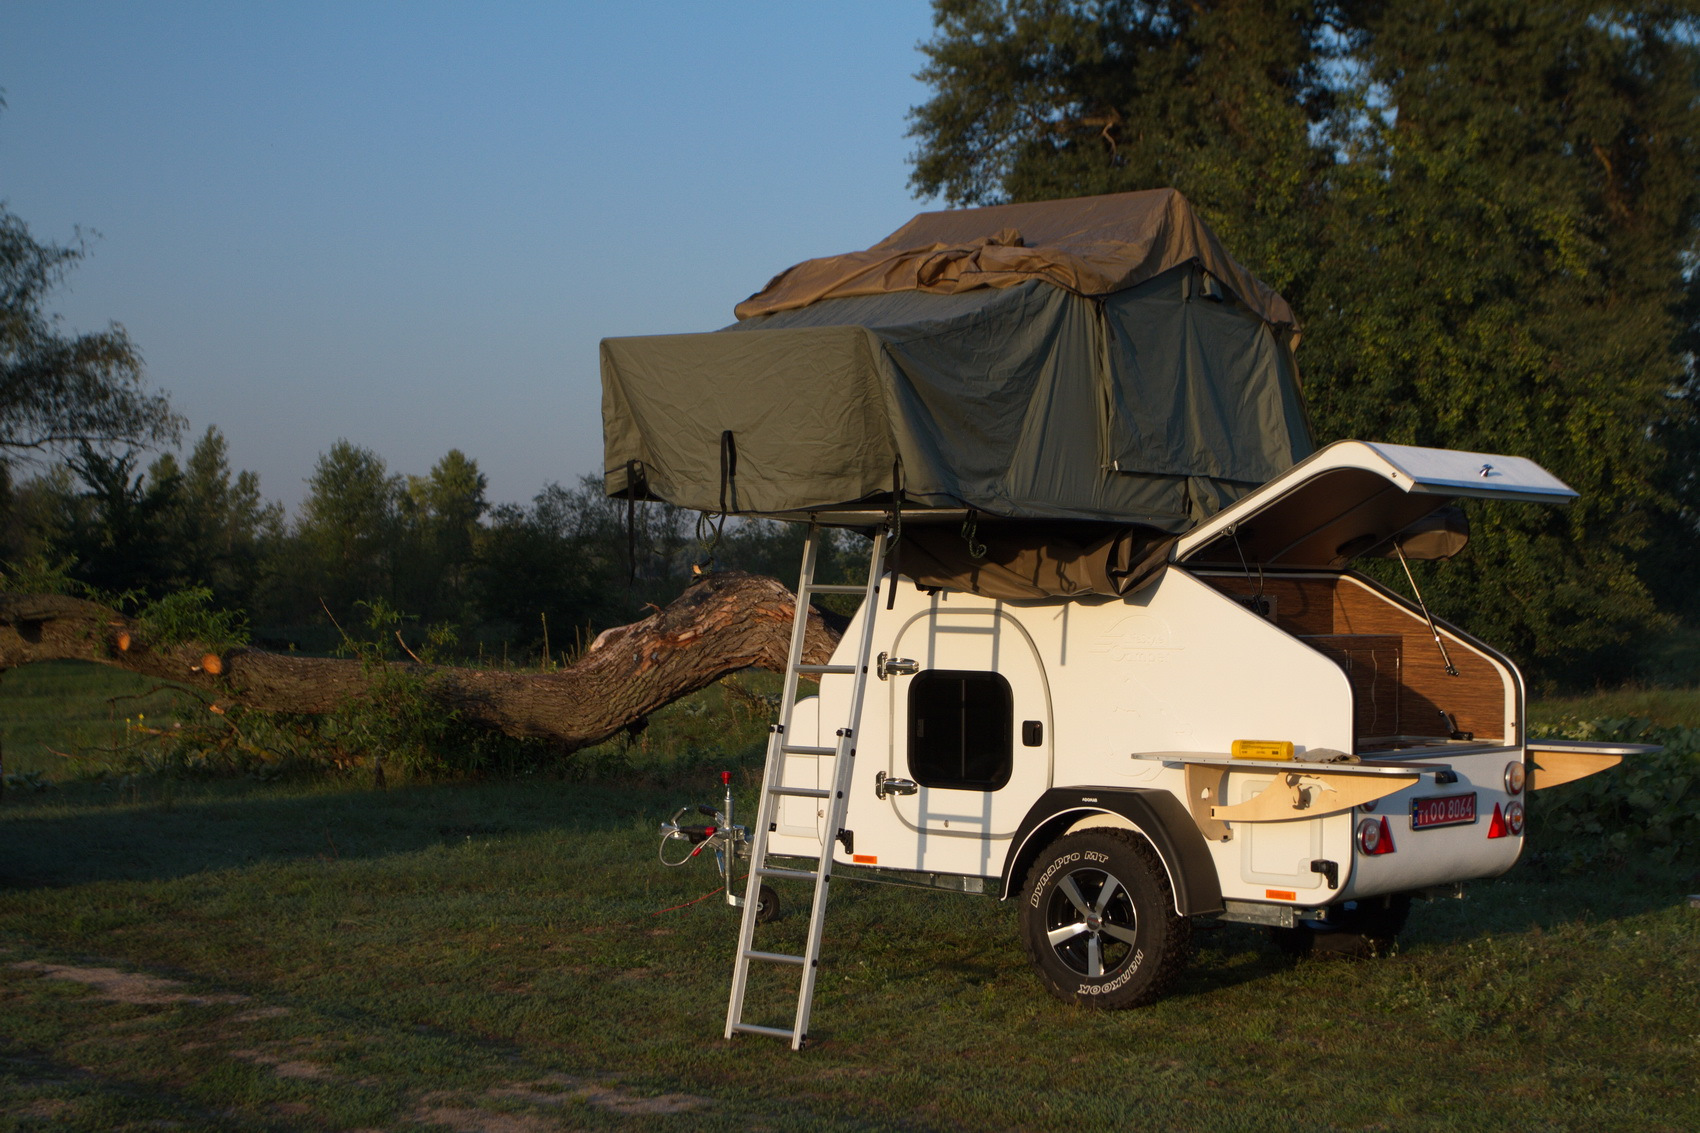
[601,189,1318,598]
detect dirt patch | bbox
[411,1075,710,1130]
[412,1105,563,1133]
[268,1101,315,1118]
[229,1006,291,1023]
[231,1048,334,1080]
[489,1074,710,1116]
[14,1099,79,1120]
[9,962,245,1006]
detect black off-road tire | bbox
[1272,893,1411,959]
[1018,828,1192,1009]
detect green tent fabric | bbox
[602,190,1312,533]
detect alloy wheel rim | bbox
[1043,866,1139,978]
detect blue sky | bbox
[1,1,940,510]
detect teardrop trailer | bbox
[609,190,1655,1047]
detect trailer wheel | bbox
[754,884,779,924]
[1272,894,1410,959]
[1018,828,1192,1009]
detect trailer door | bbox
[882,605,1052,875]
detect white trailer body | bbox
[761,442,1628,956]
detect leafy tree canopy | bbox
[296,440,404,618]
[909,0,1700,684]
[0,206,181,458]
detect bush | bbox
[137,586,250,648]
[1531,717,1700,868]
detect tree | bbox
[295,441,403,619]
[908,0,1340,294]
[0,462,75,567]
[397,449,488,623]
[0,571,839,752]
[908,1,1700,684]
[164,426,284,610]
[1300,3,1700,678]
[55,443,182,597]
[477,477,693,657]
[0,207,181,458]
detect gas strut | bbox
[1393,541,1459,677]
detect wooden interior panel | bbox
[1203,572,1507,745]
[1302,634,1403,739]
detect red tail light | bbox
[1357,815,1396,856]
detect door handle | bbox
[876,652,918,680]
[874,770,918,800]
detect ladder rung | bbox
[756,866,818,881]
[796,664,856,676]
[780,744,835,756]
[806,584,866,594]
[743,949,807,966]
[730,1022,799,1039]
[767,785,830,799]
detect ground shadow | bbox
[0,778,672,890]
[1159,852,1698,1003]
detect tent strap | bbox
[886,456,904,610]
[625,460,643,587]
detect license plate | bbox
[1410,792,1477,829]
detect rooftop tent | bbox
[603,190,1313,527]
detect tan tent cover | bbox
[734,188,1296,338]
[898,523,1179,601]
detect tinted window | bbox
[907,669,1013,791]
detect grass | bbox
[0,662,200,781]
[0,777,1695,1131]
[1526,685,1700,731]
[0,665,1696,1130]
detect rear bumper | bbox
[1339,745,1524,899]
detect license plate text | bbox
[1411,792,1477,829]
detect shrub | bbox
[1531,717,1700,868]
[136,586,250,648]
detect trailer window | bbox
[907,670,1013,791]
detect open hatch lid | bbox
[1174,441,1577,568]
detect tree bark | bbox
[0,572,841,752]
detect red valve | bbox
[722,771,732,786]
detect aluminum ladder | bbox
[724,523,887,1049]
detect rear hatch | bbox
[1175,440,1576,569]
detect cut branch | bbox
[0,571,842,753]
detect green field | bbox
[1527,685,1700,731]
[0,663,201,783]
[0,664,1696,1131]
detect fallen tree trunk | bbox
[0,572,842,752]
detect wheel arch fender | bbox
[1001,787,1224,916]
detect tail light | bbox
[1504,800,1524,835]
[1504,760,1526,795]
[1357,815,1395,856]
